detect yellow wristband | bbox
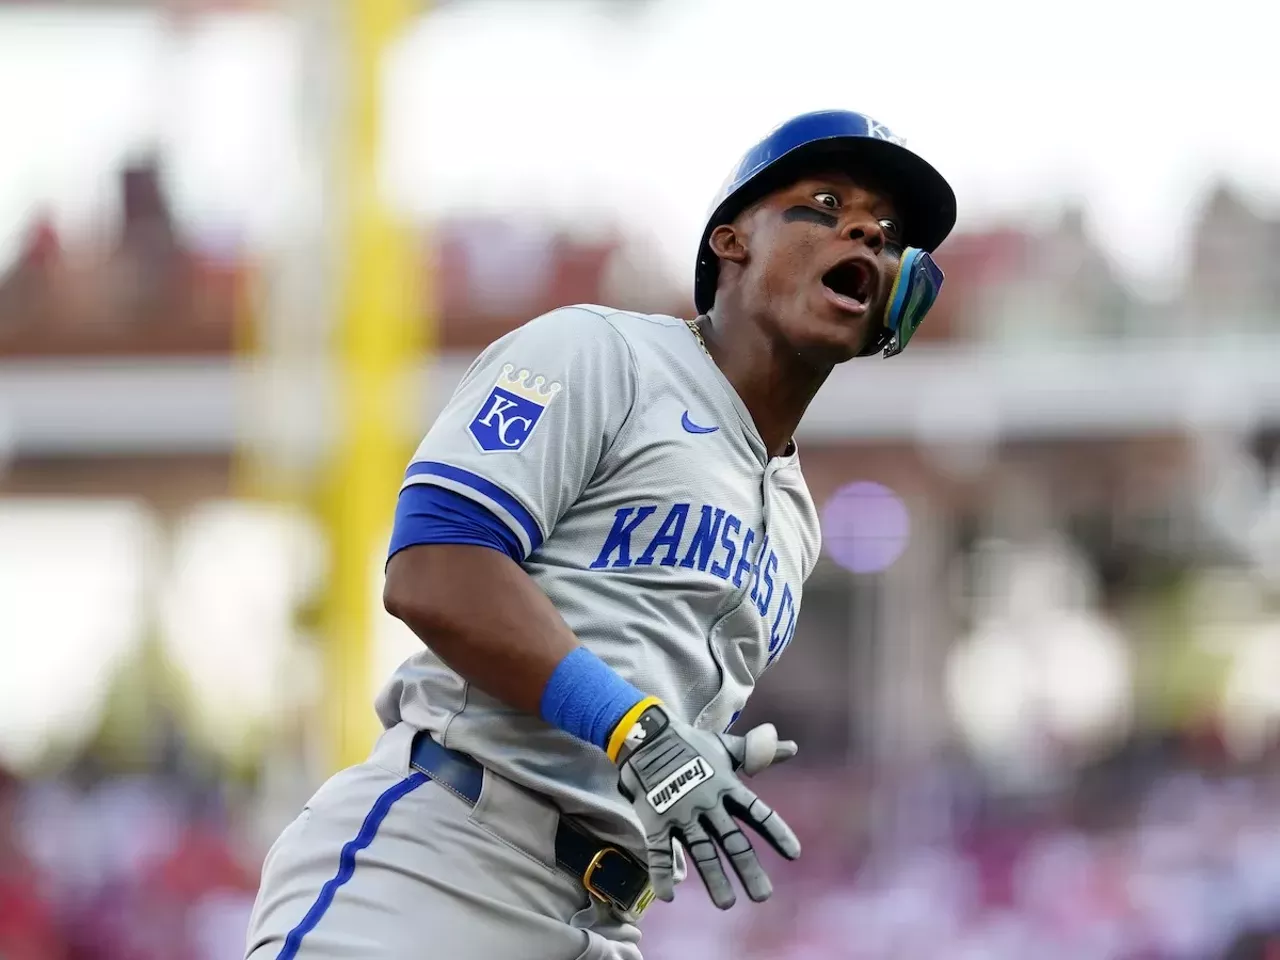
[606,695,664,762]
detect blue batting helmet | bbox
[694,110,957,355]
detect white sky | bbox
[0,0,1278,293]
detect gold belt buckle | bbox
[583,847,655,918]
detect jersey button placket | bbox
[757,460,794,668]
[760,461,778,533]
[693,461,770,731]
[749,462,773,609]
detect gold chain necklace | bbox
[686,317,712,359]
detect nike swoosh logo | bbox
[681,411,719,435]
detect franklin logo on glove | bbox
[647,757,714,813]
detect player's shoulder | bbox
[520,304,685,335]
[536,303,693,353]
[499,304,689,365]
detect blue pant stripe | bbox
[277,772,429,959]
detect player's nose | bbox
[840,211,886,252]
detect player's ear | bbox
[708,223,747,265]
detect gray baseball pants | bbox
[244,722,643,959]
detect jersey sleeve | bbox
[400,306,637,561]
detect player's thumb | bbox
[721,723,798,776]
[671,838,689,885]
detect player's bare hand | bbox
[614,705,801,910]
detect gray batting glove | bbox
[614,704,801,910]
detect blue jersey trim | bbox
[277,772,429,959]
[404,461,544,554]
[388,484,524,563]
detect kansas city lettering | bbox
[590,502,799,660]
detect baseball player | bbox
[244,109,955,960]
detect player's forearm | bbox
[384,543,577,715]
[384,544,658,756]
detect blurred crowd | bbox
[3,737,1279,960]
[644,748,1280,960]
[0,759,259,960]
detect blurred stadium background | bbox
[3,0,1280,957]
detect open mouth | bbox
[821,259,874,311]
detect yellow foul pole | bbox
[324,0,428,772]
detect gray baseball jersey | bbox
[376,304,822,854]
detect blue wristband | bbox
[539,647,647,751]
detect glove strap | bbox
[607,699,668,764]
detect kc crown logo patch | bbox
[468,363,562,453]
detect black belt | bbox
[409,732,655,918]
